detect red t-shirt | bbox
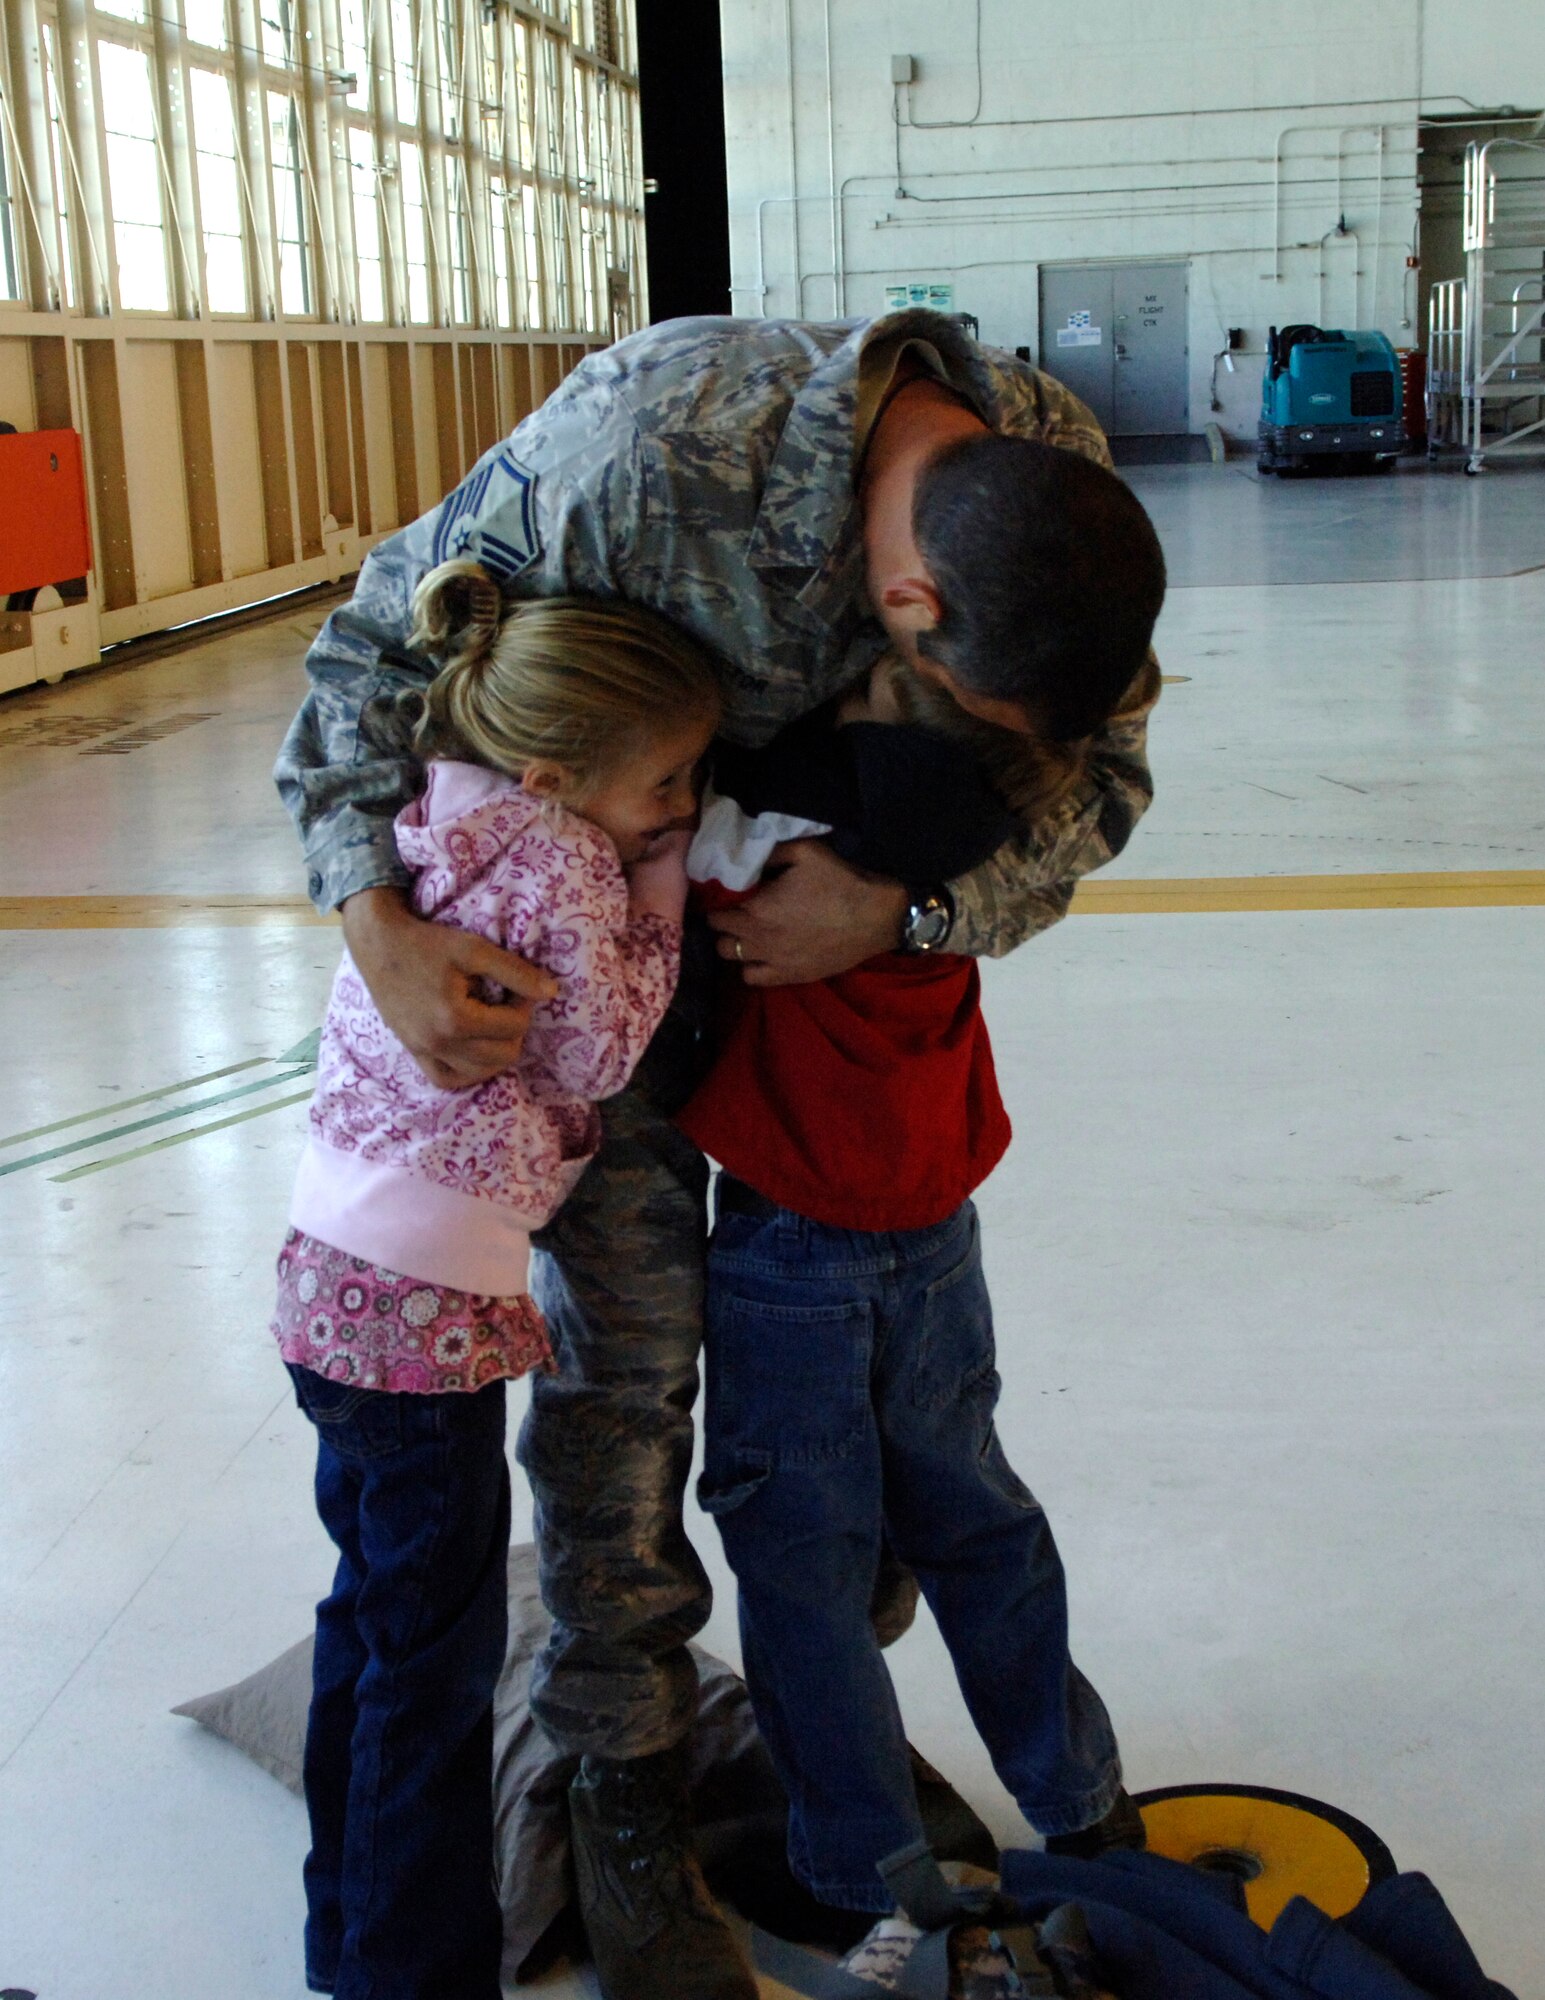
[676,942,1010,1233]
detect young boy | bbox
[677,640,1158,1961]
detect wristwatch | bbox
[901,884,955,953]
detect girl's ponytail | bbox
[409,558,503,674]
[403,571,720,791]
[408,559,507,761]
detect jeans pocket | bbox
[911,1218,996,1411]
[705,1289,872,1467]
[290,1364,407,1459]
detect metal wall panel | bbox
[119,341,195,600]
[0,341,37,429]
[207,339,268,578]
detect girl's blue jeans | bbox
[699,1193,1122,1914]
[287,1364,510,2000]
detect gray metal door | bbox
[1040,263,1189,435]
[1039,266,1114,432]
[1113,264,1189,434]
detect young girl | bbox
[270,559,720,2000]
[681,648,1160,1985]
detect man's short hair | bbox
[912,435,1166,740]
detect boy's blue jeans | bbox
[699,1191,1122,1913]
[287,1365,509,2000]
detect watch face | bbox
[910,901,951,949]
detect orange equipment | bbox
[1398,349,1428,446]
[0,428,93,596]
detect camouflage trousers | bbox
[520,938,919,1761]
[520,1001,713,1761]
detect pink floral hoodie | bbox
[289,760,687,1297]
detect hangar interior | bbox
[0,1,1541,1996]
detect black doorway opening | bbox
[634,0,732,323]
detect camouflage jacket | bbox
[275,310,1158,956]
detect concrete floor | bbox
[1139,453,1545,588]
[1,462,1541,1998]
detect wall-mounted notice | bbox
[885,281,956,312]
[1056,309,1102,348]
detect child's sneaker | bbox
[839,1905,1055,1998]
[839,1910,926,1990]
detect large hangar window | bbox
[0,0,645,649]
[0,0,644,335]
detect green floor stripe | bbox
[278,1028,322,1067]
[50,1087,315,1182]
[0,1068,313,1179]
[0,1057,269,1150]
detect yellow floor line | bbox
[1076,870,1545,914]
[0,894,334,928]
[2,873,1545,929]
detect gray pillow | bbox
[174,1632,313,1791]
[175,1543,781,1981]
[176,1541,997,1980]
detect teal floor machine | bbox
[1258,325,1407,474]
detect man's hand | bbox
[708,841,909,987]
[340,887,560,1089]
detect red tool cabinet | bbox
[0,428,94,595]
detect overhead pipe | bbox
[822,0,838,334]
[756,169,1397,320]
[887,162,1406,208]
[782,0,803,315]
[890,89,1511,139]
[1317,219,1361,325]
[1273,123,1386,281]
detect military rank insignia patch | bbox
[430,449,541,580]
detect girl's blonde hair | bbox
[407,559,720,798]
[872,650,1158,828]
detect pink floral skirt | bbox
[271,1228,554,1394]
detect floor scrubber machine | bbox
[1257,325,1407,474]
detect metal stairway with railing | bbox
[1427,135,1545,472]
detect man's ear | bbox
[521,760,570,799]
[878,576,943,632]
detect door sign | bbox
[1057,310,1103,348]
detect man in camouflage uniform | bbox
[276,309,1160,2000]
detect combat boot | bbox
[1043,1786,1147,1859]
[569,1743,759,2000]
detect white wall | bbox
[1422,0,1545,115]
[720,0,1543,440]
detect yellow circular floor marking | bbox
[1138,1791,1379,1929]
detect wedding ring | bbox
[733,938,745,962]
